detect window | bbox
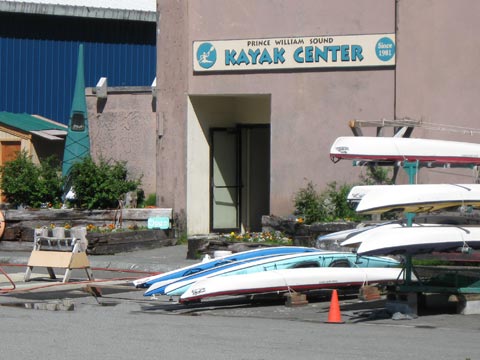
[71,112,85,131]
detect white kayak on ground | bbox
[159,251,399,297]
[179,267,405,303]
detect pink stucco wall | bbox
[156,0,189,213]
[185,0,396,215]
[395,0,480,184]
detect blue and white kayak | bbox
[133,246,317,288]
[143,253,281,295]
[149,251,399,297]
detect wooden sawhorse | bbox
[24,226,94,283]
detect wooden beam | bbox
[349,119,421,129]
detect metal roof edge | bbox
[0,1,156,22]
[32,114,68,129]
[86,85,153,95]
[0,111,68,132]
[30,130,66,140]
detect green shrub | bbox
[293,166,396,224]
[293,181,325,224]
[0,151,63,208]
[144,193,157,207]
[321,182,360,222]
[38,155,64,205]
[359,166,393,185]
[293,180,364,224]
[68,156,141,210]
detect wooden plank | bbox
[350,125,363,137]
[25,250,92,282]
[0,241,33,251]
[349,119,421,128]
[4,208,173,222]
[27,251,76,268]
[69,252,91,268]
[89,238,176,255]
[3,223,173,255]
[86,229,168,246]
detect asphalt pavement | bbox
[1,245,480,359]
[0,244,194,273]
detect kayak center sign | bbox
[193,33,395,72]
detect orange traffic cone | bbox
[326,289,344,324]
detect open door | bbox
[241,125,270,231]
[210,125,270,233]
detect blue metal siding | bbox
[0,12,156,124]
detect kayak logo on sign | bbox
[335,146,349,154]
[197,42,217,69]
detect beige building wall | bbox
[86,87,157,197]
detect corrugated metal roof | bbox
[0,12,156,124]
[0,111,67,132]
[2,0,155,11]
[0,0,156,21]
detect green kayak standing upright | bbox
[62,44,90,183]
